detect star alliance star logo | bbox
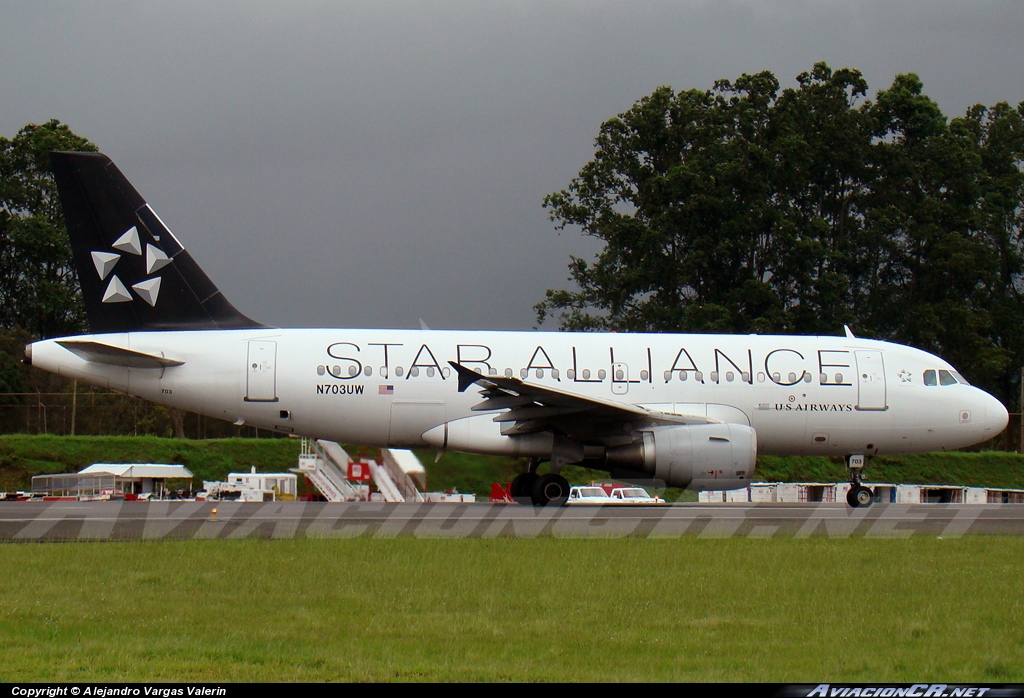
[898,369,912,383]
[91,225,171,306]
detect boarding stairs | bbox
[294,437,425,503]
[293,438,365,502]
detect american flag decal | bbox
[379,385,394,395]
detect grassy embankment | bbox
[2,436,1023,682]
[2,434,1024,496]
[1,536,1022,682]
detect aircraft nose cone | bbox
[983,391,1009,436]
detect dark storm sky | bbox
[2,1,1021,330]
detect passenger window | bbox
[923,370,936,386]
[364,366,372,377]
[710,371,719,382]
[939,369,957,386]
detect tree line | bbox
[2,67,1024,418]
[537,63,1024,407]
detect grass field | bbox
[1,537,1022,682]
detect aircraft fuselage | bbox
[29,328,1007,458]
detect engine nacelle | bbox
[606,423,757,491]
[421,414,554,458]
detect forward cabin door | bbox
[246,340,279,402]
[855,350,886,410]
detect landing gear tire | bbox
[510,472,538,505]
[532,473,570,507]
[847,485,874,508]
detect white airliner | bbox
[26,152,1009,508]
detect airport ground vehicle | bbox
[567,486,613,505]
[608,487,665,504]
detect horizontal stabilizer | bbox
[57,340,184,369]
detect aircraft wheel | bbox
[510,472,538,505]
[846,485,873,508]
[854,485,874,507]
[846,488,860,508]
[533,473,570,507]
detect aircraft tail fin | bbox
[50,151,263,333]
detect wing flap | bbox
[448,361,717,441]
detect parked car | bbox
[608,486,666,505]
[567,486,613,505]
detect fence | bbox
[0,390,274,439]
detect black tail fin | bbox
[51,151,263,333]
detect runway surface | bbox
[2,500,1024,541]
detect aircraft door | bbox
[611,362,629,395]
[855,350,886,410]
[245,340,279,402]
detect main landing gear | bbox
[510,458,570,507]
[845,454,875,508]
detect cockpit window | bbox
[924,368,970,386]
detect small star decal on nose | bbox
[898,369,912,383]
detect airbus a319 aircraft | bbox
[26,152,1009,508]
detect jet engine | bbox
[604,423,757,491]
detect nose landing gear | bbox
[845,454,875,508]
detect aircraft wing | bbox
[448,361,717,438]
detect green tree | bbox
[0,120,96,338]
[537,64,1024,404]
